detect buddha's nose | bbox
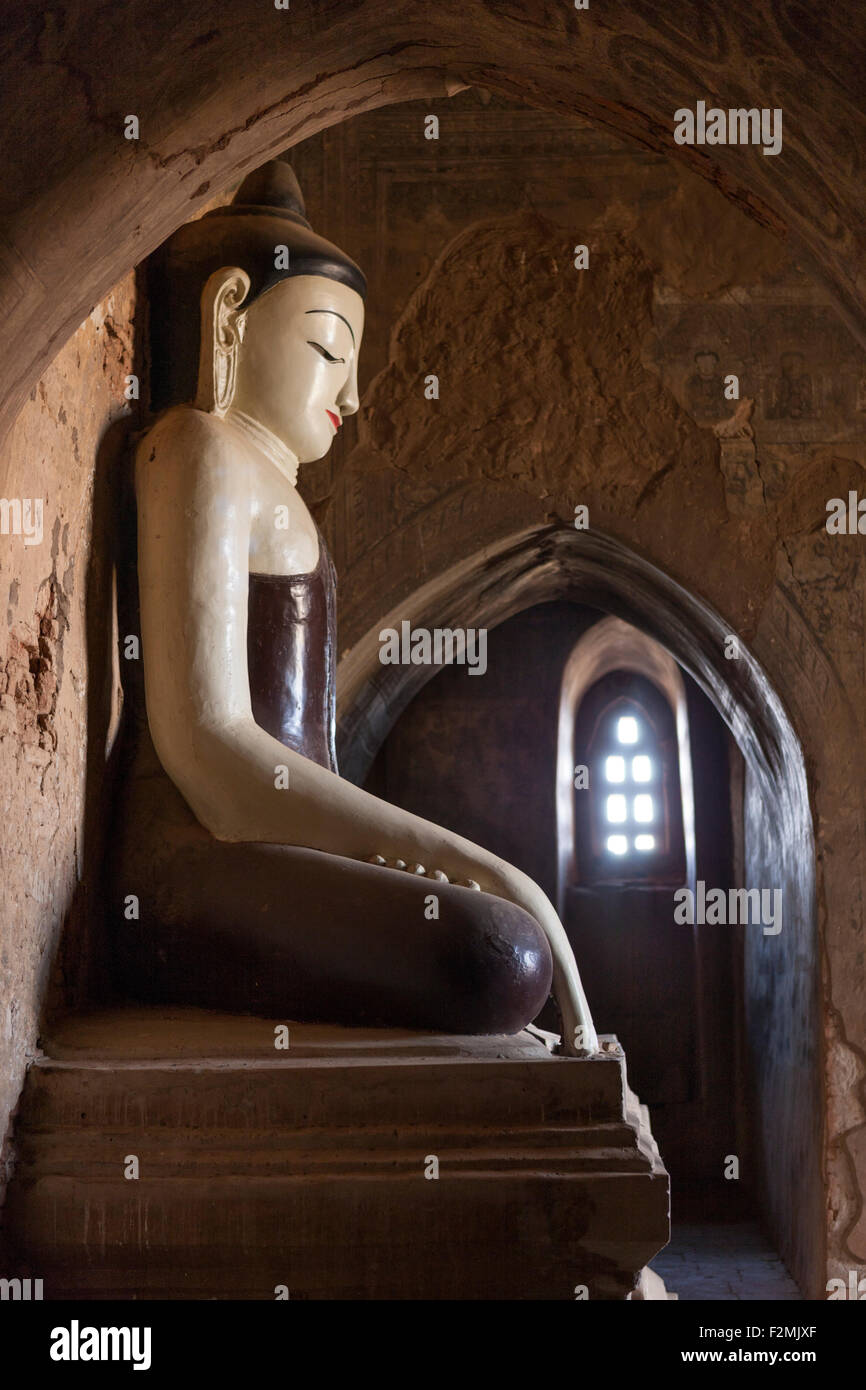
[336,367,360,418]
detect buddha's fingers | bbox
[367,854,455,883]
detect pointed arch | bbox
[337,521,822,1294]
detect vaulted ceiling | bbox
[0,0,863,443]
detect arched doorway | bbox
[337,521,822,1295]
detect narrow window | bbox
[574,672,686,885]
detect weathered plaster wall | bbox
[743,758,823,1298]
[0,275,138,1210]
[751,559,866,1294]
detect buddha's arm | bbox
[136,411,597,1054]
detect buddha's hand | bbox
[464,860,600,1059]
[365,855,480,890]
[365,853,598,1057]
[483,861,600,1056]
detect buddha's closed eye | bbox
[307,340,345,365]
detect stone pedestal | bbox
[2,1010,670,1299]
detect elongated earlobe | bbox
[195,267,251,415]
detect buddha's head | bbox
[149,161,366,463]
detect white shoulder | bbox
[135,407,246,492]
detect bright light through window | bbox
[592,698,670,862]
[583,683,682,873]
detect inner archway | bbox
[337,521,821,1296]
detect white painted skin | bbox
[136,269,598,1056]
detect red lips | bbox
[326,410,341,430]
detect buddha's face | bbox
[230,275,364,463]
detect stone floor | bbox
[650,1222,802,1300]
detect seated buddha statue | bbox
[113,160,598,1056]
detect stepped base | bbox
[3,1009,670,1299]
